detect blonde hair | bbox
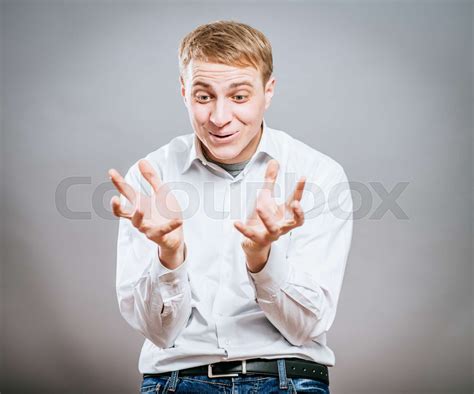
[178,20,273,86]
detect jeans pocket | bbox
[288,378,330,393]
[140,377,169,393]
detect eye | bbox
[233,95,249,102]
[195,95,212,103]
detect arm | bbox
[236,160,353,346]
[116,217,191,349]
[112,160,192,349]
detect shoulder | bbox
[267,125,351,215]
[145,132,193,170]
[267,126,347,184]
[124,132,193,192]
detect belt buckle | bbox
[208,360,247,378]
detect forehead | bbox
[185,60,261,88]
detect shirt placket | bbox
[212,176,236,351]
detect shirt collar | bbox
[180,118,279,174]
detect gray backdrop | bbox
[1,1,472,393]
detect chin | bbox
[211,152,237,162]
[208,144,237,156]
[211,149,242,163]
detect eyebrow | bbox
[191,81,255,90]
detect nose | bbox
[209,98,232,128]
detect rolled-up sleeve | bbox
[247,165,353,346]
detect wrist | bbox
[158,242,185,270]
[245,244,271,273]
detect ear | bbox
[180,75,188,106]
[264,76,276,110]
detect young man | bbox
[109,20,352,394]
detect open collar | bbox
[180,118,279,174]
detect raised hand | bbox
[109,160,185,268]
[233,159,306,271]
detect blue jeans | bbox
[140,375,330,393]
[140,363,330,394]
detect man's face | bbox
[181,60,275,164]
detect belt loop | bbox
[165,370,179,393]
[277,359,288,390]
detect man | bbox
[109,20,352,394]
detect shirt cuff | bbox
[247,240,290,302]
[151,244,189,300]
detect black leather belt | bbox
[143,358,329,385]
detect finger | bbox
[285,177,306,211]
[256,207,280,236]
[110,195,133,219]
[138,159,162,194]
[233,221,260,243]
[131,208,145,228]
[160,218,183,236]
[108,168,137,204]
[291,200,305,225]
[263,159,279,193]
[280,201,305,234]
[287,176,306,205]
[150,219,183,239]
[279,221,296,234]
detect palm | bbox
[109,160,184,251]
[235,159,306,252]
[135,186,183,250]
[242,192,284,250]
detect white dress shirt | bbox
[115,120,353,373]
